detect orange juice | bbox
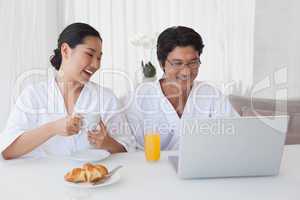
[144,133,160,161]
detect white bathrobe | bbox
[125,80,239,150]
[0,70,135,158]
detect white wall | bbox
[253,0,300,99]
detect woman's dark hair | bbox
[157,26,204,67]
[50,22,102,70]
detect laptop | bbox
[169,116,289,179]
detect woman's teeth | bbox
[84,69,93,75]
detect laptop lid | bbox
[177,116,289,179]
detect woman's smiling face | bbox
[60,36,102,84]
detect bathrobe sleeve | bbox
[0,85,44,159]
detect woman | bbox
[1,23,135,159]
[125,26,238,150]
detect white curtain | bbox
[0,0,59,130]
[61,0,255,97]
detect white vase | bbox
[142,76,157,82]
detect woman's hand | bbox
[53,114,82,136]
[88,120,110,148]
[2,114,82,160]
[88,121,126,153]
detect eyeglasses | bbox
[166,58,201,70]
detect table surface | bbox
[1,145,300,200]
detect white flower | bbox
[130,33,156,49]
[130,33,143,46]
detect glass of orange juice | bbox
[144,133,160,162]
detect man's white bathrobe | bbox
[125,80,239,150]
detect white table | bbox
[1,145,300,200]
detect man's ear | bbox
[60,42,71,60]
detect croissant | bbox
[64,163,108,183]
[64,168,87,183]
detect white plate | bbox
[69,149,110,162]
[64,171,121,188]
